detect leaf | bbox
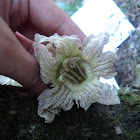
[75,0,82,8]
[56,2,78,13]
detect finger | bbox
[0,17,47,95]
[56,17,86,42]
[17,20,47,40]
[29,0,86,42]
[15,31,34,55]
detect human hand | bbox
[0,0,86,95]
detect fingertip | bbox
[15,31,34,45]
[56,17,86,42]
[15,31,34,55]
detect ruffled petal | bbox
[37,86,59,123]
[71,79,120,111]
[87,80,120,105]
[81,34,94,50]
[38,86,73,123]
[91,49,118,79]
[82,33,109,61]
[62,92,74,111]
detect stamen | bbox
[65,74,79,84]
[75,63,86,78]
[68,67,82,81]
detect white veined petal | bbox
[56,42,71,57]
[82,38,99,61]
[60,93,71,109]
[78,91,92,110]
[95,49,118,64]
[85,83,100,100]
[37,86,60,123]
[93,69,117,79]
[82,33,109,62]
[63,100,74,111]
[90,81,120,105]
[55,35,81,57]
[34,33,49,43]
[40,47,57,67]
[81,34,94,50]
[51,88,70,109]
[38,86,59,109]
[42,86,66,109]
[92,62,113,71]
[90,50,118,79]
[38,86,59,104]
[38,86,68,123]
[82,88,95,102]
[62,92,74,111]
[72,90,90,110]
[38,108,55,123]
[47,108,59,115]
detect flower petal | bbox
[81,34,94,50]
[62,92,74,111]
[87,80,120,105]
[91,49,118,79]
[38,86,60,123]
[38,85,74,123]
[82,33,109,61]
[71,78,120,111]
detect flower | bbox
[34,33,120,123]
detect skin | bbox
[0,0,86,95]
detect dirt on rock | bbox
[115,0,140,28]
[114,0,140,87]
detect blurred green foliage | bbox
[137,2,140,7]
[56,0,83,16]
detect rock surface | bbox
[115,25,140,87]
[0,85,140,140]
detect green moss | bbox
[104,87,140,140]
[118,87,140,111]
[0,85,140,140]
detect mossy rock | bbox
[0,85,140,140]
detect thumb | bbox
[0,17,47,95]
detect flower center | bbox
[57,57,93,91]
[65,63,85,84]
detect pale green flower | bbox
[34,33,120,123]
